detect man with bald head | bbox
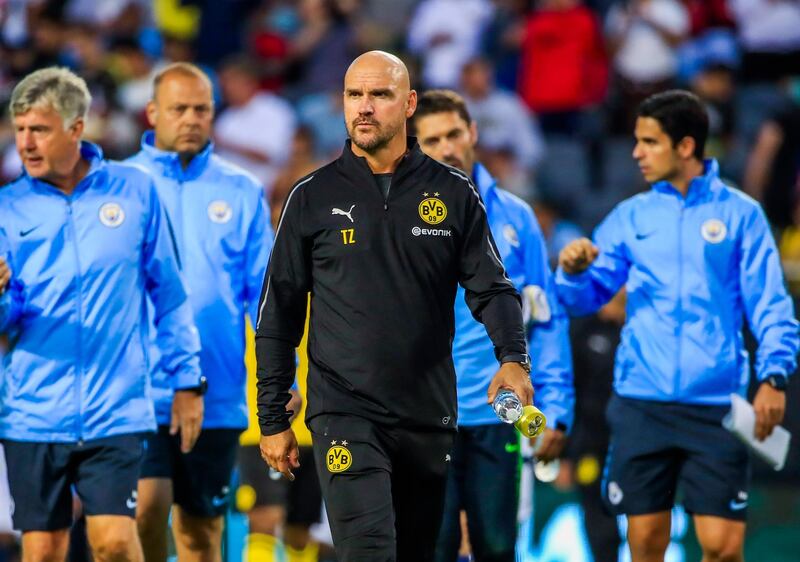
[256,51,532,561]
[127,62,274,562]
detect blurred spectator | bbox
[270,126,326,228]
[779,201,800,297]
[295,90,346,161]
[285,0,360,96]
[534,196,585,268]
[460,57,544,173]
[215,55,296,194]
[728,0,800,83]
[743,78,800,230]
[682,0,734,37]
[109,36,159,118]
[518,0,608,135]
[153,0,200,42]
[183,0,261,66]
[407,0,494,88]
[479,0,528,92]
[605,0,689,132]
[248,1,296,92]
[358,0,419,50]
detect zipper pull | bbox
[384,202,388,211]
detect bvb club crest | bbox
[98,202,125,228]
[207,200,233,224]
[326,442,352,473]
[418,195,447,225]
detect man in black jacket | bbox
[255,50,532,562]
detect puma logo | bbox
[332,204,356,223]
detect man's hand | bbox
[531,428,566,462]
[260,429,300,481]
[487,362,533,406]
[558,238,599,275]
[170,390,204,453]
[0,257,11,293]
[753,383,786,441]
[287,389,302,422]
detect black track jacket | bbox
[255,138,526,435]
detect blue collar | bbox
[26,141,105,196]
[139,130,213,180]
[651,159,720,204]
[472,162,497,201]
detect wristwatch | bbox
[180,375,208,396]
[764,374,788,391]
[500,353,531,374]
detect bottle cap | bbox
[515,405,546,438]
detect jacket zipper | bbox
[67,199,85,442]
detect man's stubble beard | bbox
[348,119,404,154]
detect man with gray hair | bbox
[0,67,203,562]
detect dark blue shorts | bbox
[139,426,240,517]
[3,434,144,531]
[603,394,751,521]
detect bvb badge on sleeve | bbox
[326,440,352,473]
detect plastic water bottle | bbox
[493,389,523,424]
[492,390,547,438]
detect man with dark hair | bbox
[256,51,532,562]
[556,89,799,562]
[411,89,574,562]
[128,62,273,562]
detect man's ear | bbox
[145,100,158,128]
[469,120,479,146]
[677,136,696,160]
[406,90,418,119]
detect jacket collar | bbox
[337,136,427,184]
[651,158,721,205]
[26,141,105,196]
[139,130,213,181]
[472,161,497,201]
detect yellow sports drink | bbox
[515,404,546,438]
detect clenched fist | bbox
[558,238,599,275]
[0,258,11,293]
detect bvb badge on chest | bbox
[418,192,447,225]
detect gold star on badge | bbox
[423,192,429,197]
[342,440,348,446]
[331,440,337,445]
[434,192,440,196]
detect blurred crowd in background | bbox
[1,0,800,265]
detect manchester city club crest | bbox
[701,218,727,244]
[207,200,233,224]
[98,202,125,228]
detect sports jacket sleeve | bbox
[556,205,631,316]
[458,183,527,361]
[142,182,202,390]
[738,204,800,380]
[255,182,311,436]
[245,187,274,325]
[522,211,575,432]
[0,231,23,333]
